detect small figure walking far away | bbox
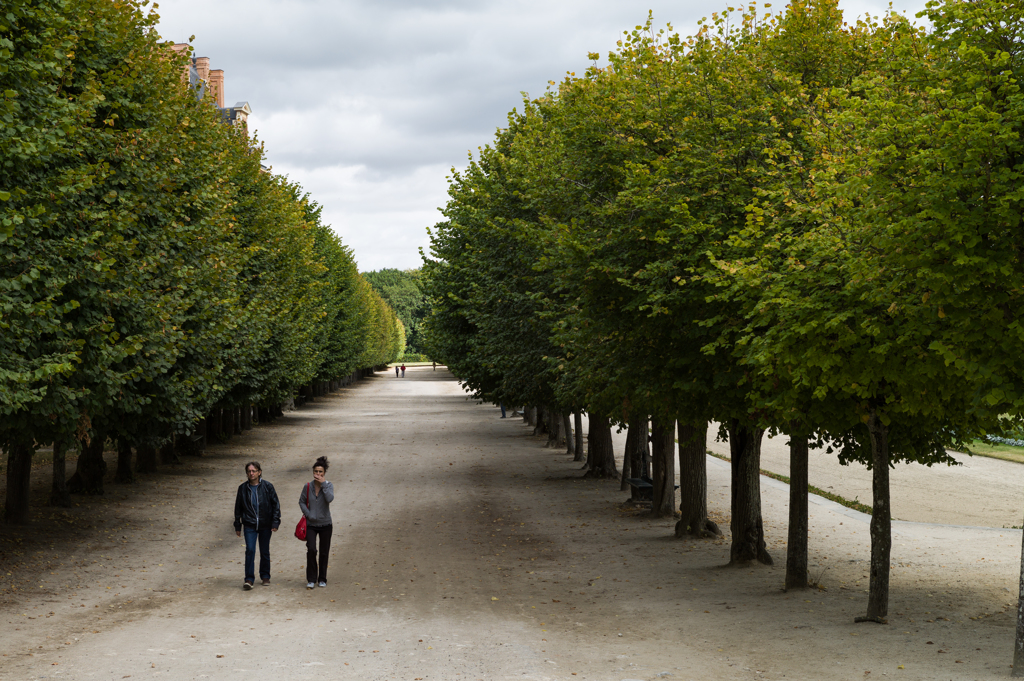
[299,456,334,589]
[400,364,406,378]
[233,461,281,590]
[395,365,399,377]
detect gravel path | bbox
[704,426,1024,529]
[0,367,1021,680]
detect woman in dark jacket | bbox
[299,456,334,588]
[233,461,281,589]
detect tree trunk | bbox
[50,439,71,508]
[136,443,158,474]
[233,407,242,435]
[651,417,676,518]
[728,421,772,565]
[585,415,618,478]
[241,405,253,431]
[562,412,574,457]
[115,438,134,484]
[786,433,809,590]
[160,439,179,465]
[621,424,635,492]
[221,408,233,440]
[676,421,720,538]
[207,409,221,442]
[622,415,649,497]
[196,418,207,452]
[547,409,560,448]
[523,405,532,424]
[68,435,106,495]
[1014,506,1024,675]
[4,440,33,524]
[573,412,585,462]
[533,406,546,436]
[857,412,890,624]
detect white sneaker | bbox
[318,581,327,588]
[306,582,315,589]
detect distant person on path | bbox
[500,403,506,418]
[432,361,436,371]
[299,456,335,589]
[395,365,399,377]
[233,461,281,590]
[400,364,406,377]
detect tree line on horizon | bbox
[420,0,1024,655]
[0,0,404,523]
[364,268,427,357]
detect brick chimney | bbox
[194,56,210,84]
[171,43,190,83]
[209,69,224,108]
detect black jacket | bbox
[233,479,281,532]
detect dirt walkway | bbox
[0,368,1021,680]
[703,425,1024,529]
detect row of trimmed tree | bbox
[1,0,403,522]
[365,268,427,356]
[421,0,1024,644]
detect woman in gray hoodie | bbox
[299,456,334,588]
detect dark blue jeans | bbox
[243,525,272,582]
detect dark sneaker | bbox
[261,578,270,586]
[243,581,253,591]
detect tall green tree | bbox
[1,0,403,520]
[364,268,426,355]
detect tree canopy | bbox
[364,268,426,355]
[422,0,1024,627]
[1,0,402,518]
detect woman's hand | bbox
[313,467,325,491]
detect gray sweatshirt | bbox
[299,480,334,527]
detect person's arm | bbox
[233,486,243,535]
[268,483,281,530]
[298,483,310,519]
[321,480,334,504]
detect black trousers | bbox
[306,524,333,583]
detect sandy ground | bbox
[705,427,1024,529]
[1,367,1022,680]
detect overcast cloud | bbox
[155,0,929,272]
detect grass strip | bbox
[951,440,1024,465]
[706,451,873,515]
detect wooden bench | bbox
[625,476,679,501]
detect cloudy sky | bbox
[155,0,929,272]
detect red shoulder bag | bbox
[294,483,309,540]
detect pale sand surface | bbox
[0,368,1020,680]
[703,425,1024,529]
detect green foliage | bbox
[364,268,426,353]
[419,0,1024,624]
[423,0,1020,451]
[421,119,568,412]
[0,0,401,456]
